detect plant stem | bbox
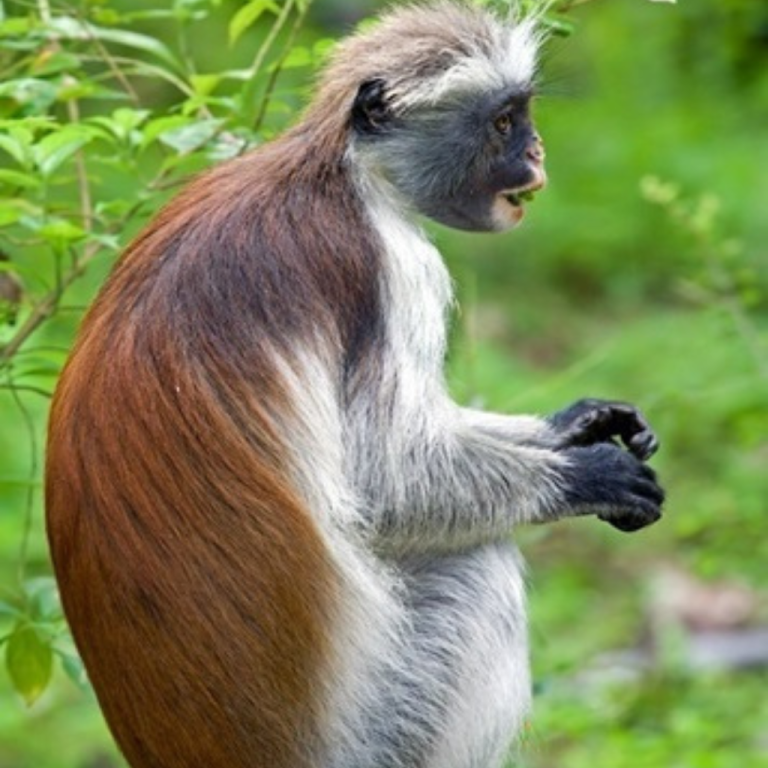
[65,90,93,234]
[37,0,52,24]
[7,376,39,587]
[241,0,297,126]
[253,0,312,133]
[0,240,100,367]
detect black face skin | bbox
[352,79,546,232]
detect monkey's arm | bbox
[354,398,664,553]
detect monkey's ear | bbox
[352,79,392,134]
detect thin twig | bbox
[69,5,142,104]
[239,0,297,131]
[253,0,312,133]
[703,253,768,381]
[249,0,297,81]
[37,0,52,25]
[6,375,39,587]
[65,89,93,234]
[0,240,101,366]
[76,54,193,97]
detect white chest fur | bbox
[367,191,454,405]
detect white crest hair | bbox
[319,1,545,116]
[399,15,542,109]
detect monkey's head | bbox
[318,1,547,232]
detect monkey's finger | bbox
[627,430,659,461]
[598,500,662,532]
[629,476,665,507]
[596,402,659,461]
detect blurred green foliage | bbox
[0,0,766,766]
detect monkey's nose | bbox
[526,136,545,163]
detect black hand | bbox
[549,398,659,461]
[560,443,665,533]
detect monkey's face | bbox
[353,81,546,233]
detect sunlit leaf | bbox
[0,77,59,111]
[25,578,63,623]
[89,108,151,145]
[0,134,30,167]
[37,219,87,244]
[0,169,41,189]
[6,623,54,706]
[140,115,196,149]
[158,118,224,154]
[60,651,89,691]
[30,50,81,76]
[33,126,93,177]
[47,16,183,72]
[0,16,36,39]
[190,73,221,98]
[57,78,126,103]
[0,203,22,228]
[229,0,280,47]
[273,45,311,70]
[542,16,575,37]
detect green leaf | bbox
[47,17,183,72]
[158,118,223,154]
[140,114,196,149]
[273,45,311,71]
[0,77,59,111]
[0,203,22,228]
[229,0,280,47]
[25,577,62,623]
[190,73,221,98]
[0,117,55,132]
[56,78,124,103]
[89,108,150,146]
[214,68,253,82]
[37,219,87,244]
[59,651,89,690]
[33,125,93,177]
[0,16,36,40]
[313,38,337,62]
[0,169,41,189]
[0,601,21,621]
[0,127,34,168]
[541,16,575,37]
[6,623,54,706]
[112,107,152,132]
[30,50,81,76]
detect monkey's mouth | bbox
[501,189,538,208]
[500,169,547,211]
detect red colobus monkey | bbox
[46,2,664,767]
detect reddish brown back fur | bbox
[46,106,382,766]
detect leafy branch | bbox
[0,0,314,706]
[641,176,767,380]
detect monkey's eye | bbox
[493,113,512,135]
